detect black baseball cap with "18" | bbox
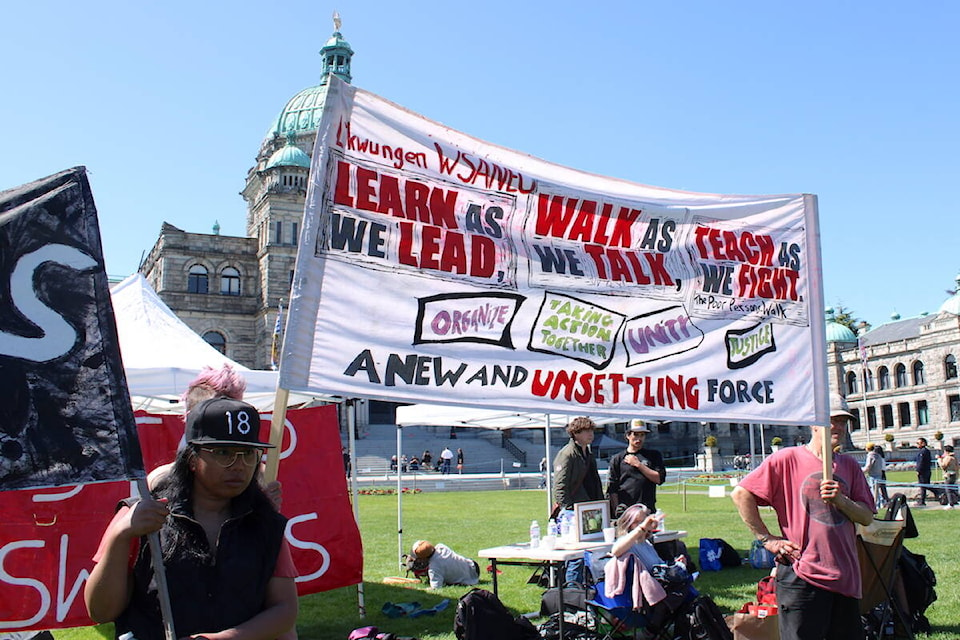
[185,397,275,448]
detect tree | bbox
[832,303,871,334]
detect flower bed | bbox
[686,473,738,484]
[358,487,423,495]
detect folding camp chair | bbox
[857,518,914,640]
[584,549,692,640]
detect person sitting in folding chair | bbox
[588,504,693,638]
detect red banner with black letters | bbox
[0,405,362,631]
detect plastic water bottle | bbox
[548,518,559,537]
[529,520,541,548]
[654,509,665,532]
[560,512,571,540]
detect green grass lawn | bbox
[57,472,959,639]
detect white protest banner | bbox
[279,76,827,425]
[0,168,144,491]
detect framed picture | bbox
[573,500,610,543]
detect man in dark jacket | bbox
[552,416,603,512]
[552,416,603,585]
[915,437,933,506]
[607,419,666,514]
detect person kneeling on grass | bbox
[412,540,480,589]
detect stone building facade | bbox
[826,290,960,452]
[140,222,260,365]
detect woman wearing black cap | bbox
[85,397,298,640]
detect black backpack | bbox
[898,547,937,633]
[453,588,540,640]
[674,594,733,640]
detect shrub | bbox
[771,437,783,446]
[704,435,718,448]
[884,433,895,443]
[935,430,944,441]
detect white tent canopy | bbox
[393,404,624,565]
[110,274,321,413]
[395,405,623,431]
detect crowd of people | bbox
[858,434,960,510]
[388,446,463,473]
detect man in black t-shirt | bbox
[607,419,666,514]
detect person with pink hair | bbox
[181,363,247,413]
[147,364,271,502]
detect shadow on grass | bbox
[297,580,496,640]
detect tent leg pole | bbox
[545,415,553,520]
[347,400,365,617]
[397,424,404,572]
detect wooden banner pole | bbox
[822,425,833,482]
[264,387,290,483]
[136,478,177,640]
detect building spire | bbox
[320,11,353,85]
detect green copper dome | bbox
[267,84,330,138]
[825,307,857,343]
[265,17,353,140]
[266,132,311,169]
[939,273,960,315]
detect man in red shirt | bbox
[731,394,874,640]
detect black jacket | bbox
[116,493,287,640]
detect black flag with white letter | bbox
[0,167,144,491]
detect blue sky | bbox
[3,1,958,329]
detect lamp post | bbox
[857,326,870,444]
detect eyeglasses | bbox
[199,447,263,468]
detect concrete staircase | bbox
[348,424,613,476]
[349,424,528,475]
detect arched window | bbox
[846,371,858,394]
[913,361,925,386]
[220,267,241,296]
[878,366,890,390]
[863,369,874,392]
[895,363,907,388]
[187,265,208,294]
[203,331,226,355]
[946,355,958,380]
